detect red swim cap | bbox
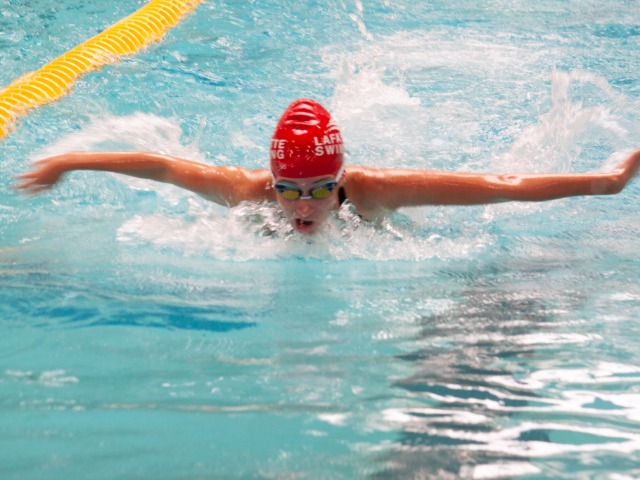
[270,99,344,179]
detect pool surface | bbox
[1,1,640,478]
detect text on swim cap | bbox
[270,134,344,160]
[314,134,343,157]
[271,139,286,160]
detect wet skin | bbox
[273,174,342,235]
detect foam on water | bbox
[26,49,637,264]
[495,69,637,173]
[30,110,498,262]
[3,1,640,479]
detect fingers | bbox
[14,159,59,192]
[16,185,51,195]
[13,173,52,194]
[14,171,37,181]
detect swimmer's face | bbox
[273,174,341,235]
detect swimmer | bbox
[16,98,640,235]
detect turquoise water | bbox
[1,0,640,478]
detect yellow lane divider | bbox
[0,0,204,140]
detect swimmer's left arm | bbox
[347,149,640,212]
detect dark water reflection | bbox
[372,263,597,479]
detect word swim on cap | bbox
[270,99,344,179]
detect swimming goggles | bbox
[273,179,338,200]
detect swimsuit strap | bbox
[337,186,363,220]
[338,186,347,206]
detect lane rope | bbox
[0,0,204,140]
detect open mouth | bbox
[294,219,315,231]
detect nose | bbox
[295,199,314,217]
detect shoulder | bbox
[344,165,439,185]
[341,166,397,219]
[199,166,274,205]
[342,165,443,215]
[232,167,275,203]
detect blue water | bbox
[1,0,640,478]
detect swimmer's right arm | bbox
[15,151,275,207]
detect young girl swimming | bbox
[16,98,640,235]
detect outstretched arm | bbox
[346,149,640,215]
[15,151,274,207]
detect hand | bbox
[612,149,640,189]
[14,156,66,194]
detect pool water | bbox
[1,0,640,478]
